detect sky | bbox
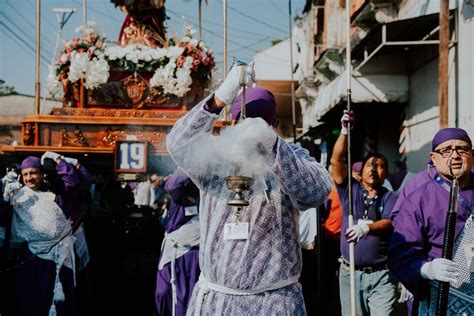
[0,0,307,96]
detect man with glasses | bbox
[389,128,473,315]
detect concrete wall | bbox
[404,1,474,172]
[457,1,474,136]
[404,57,439,171]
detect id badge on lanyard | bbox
[223,205,249,241]
[223,222,249,240]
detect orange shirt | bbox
[321,189,342,240]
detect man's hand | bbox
[41,151,62,165]
[2,171,18,185]
[64,157,79,167]
[340,109,355,136]
[345,222,369,243]
[3,181,22,202]
[420,258,459,283]
[215,62,255,106]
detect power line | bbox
[0,22,50,65]
[5,0,57,49]
[167,10,267,55]
[166,8,273,40]
[24,0,60,32]
[73,0,122,23]
[0,12,54,59]
[269,0,289,17]
[216,0,288,34]
[214,37,270,55]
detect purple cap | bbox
[231,88,277,125]
[432,128,472,151]
[20,156,41,170]
[352,161,362,173]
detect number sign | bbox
[115,141,147,173]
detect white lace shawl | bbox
[12,186,74,269]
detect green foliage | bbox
[0,79,18,96]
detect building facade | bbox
[296,0,473,172]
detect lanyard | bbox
[362,188,378,219]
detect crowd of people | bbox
[0,62,472,316]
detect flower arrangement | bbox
[47,25,109,97]
[47,24,216,101]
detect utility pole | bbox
[223,0,228,121]
[83,0,87,27]
[198,0,203,40]
[439,0,449,128]
[35,0,41,115]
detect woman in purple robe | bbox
[155,169,200,316]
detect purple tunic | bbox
[388,164,474,299]
[14,160,88,316]
[155,170,200,316]
[336,181,398,267]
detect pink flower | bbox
[176,55,186,68]
[191,59,201,71]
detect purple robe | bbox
[14,160,90,316]
[155,170,200,316]
[388,164,474,300]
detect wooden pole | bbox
[439,0,449,128]
[199,0,203,40]
[83,0,87,27]
[35,0,41,115]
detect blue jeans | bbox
[339,262,397,316]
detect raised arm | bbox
[271,140,331,209]
[166,64,254,185]
[330,110,354,185]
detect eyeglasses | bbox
[433,146,472,158]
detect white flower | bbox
[150,57,193,97]
[189,39,198,47]
[46,68,62,97]
[166,46,185,59]
[84,57,109,89]
[151,48,166,60]
[75,25,85,34]
[68,52,89,82]
[198,41,208,53]
[181,36,191,43]
[60,53,68,63]
[183,56,194,69]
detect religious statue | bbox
[111,0,168,47]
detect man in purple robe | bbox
[6,152,92,316]
[155,169,200,316]
[331,110,399,315]
[166,64,331,315]
[389,128,473,315]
